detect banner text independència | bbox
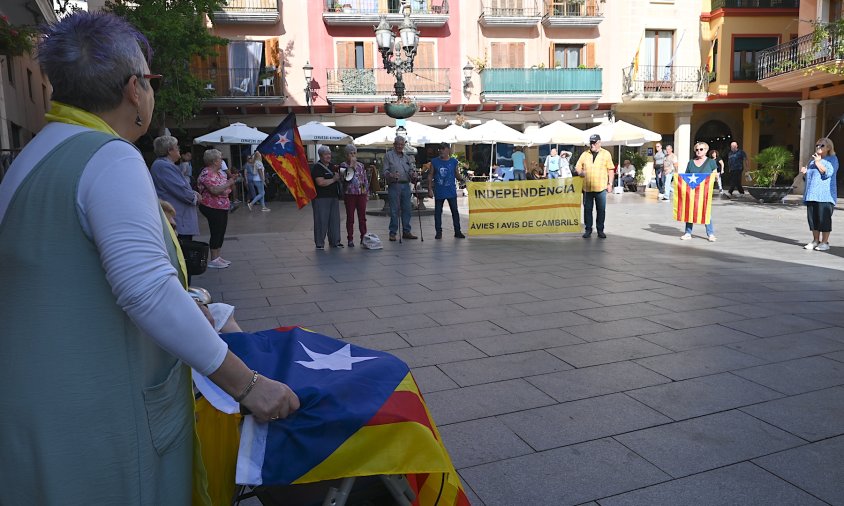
[473,184,577,199]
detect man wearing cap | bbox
[574,134,615,238]
[383,136,418,241]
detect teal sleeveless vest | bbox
[0,131,194,505]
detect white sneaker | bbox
[214,257,231,266]
[680,233,692,240]
[804,241,819,250]
[261,207,271,212]
[658,193,664,199]
[815,242,830,251]
[708,235,717,242]
[207,258,228,269]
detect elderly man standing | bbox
[574,134,615,239]
[384,136,418,241]
[150,135,200,242]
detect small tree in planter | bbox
[748,146,796,203]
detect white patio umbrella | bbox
[461,119,530,179]
[354,120,446,147]
[581,120,661,147]
[529,120,585,145]
[298,121,353,145]
[440,124,474,145]
[194,122,268,146]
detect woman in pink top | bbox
[197,148,237,268]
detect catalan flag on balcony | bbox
[673,172,716,225]
[193,326,470,506]
[256,114,316,208]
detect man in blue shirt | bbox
[512,146,526,180]
[427,143,466,239]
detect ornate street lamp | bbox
[303,61,314,106]
[375,1,419,119]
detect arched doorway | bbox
[695,120,733,159]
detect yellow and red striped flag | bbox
[256,114,316,209]
[673,171,716,224]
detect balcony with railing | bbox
[621,65,709,101]
[757,24,844,91]
[542,0,603,27]
[325,68,451,102]
[192,67,284,104]
[480,67,602,101]
[322,0,449,27]
[711,0,798,8]
[213,0,280,23]
[479,1,542,27]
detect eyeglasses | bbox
[816,144,826,148]
[694,148,706,152]
[127,73,163,93]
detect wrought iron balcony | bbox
[213,0,280,23]
[542,0,603,27]
[621,65,708,99]
[479,1,542,26]
[322,0,449,27]
[711,0,798,8]
[325,67,450,102]
[192,67,284,103]
[480,68,602,101]
[757,26,844,82]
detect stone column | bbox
[674,107,692,172]
[795,99,821,195]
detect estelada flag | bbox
[673,171,716,225]
[193,327,470,506]
[256,114,316,208]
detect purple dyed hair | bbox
[37,11,153,113]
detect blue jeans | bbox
[513,169,526,181]
[388,183,412,236]
[248,180,265,207]
[663,173,674,201]
[435,197,461,234]
[548,171,560,180]
[582,190,607,233]
[685,220,714,236]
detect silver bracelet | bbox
[233,370,259,403]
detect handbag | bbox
[179,239,210,276]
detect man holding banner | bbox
[574,134,615,239]
[677,141,718,242]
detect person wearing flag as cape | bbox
[679,141,718,242]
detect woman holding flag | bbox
[680,142,718,242]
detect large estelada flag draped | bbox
[673,171,716,224]
[256,114,316,209]
[193,327,470,506]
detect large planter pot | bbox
[384,101,417,119]
[746,186,793,203]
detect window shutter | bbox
[550,43,556,67]
[491,42,505,68]
[509,42,524,68]
[336,41,355,68]
[585,43,596,68]
[364,41,375,68]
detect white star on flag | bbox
[275,133,289,148]
[687,174,699,184]
[295,342,377,371]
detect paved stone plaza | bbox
[199,190,844,505]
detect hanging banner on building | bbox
[467,179,583,236]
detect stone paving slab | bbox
[341,332,409,351]
[625,372,784,421]
[614,410,805,478]
[498,393,671,451]
[409,366,458,393]
[732,356,844,395]
[726,331,844,362]
[439,350,572,387]
[753,435,844,505]
[634,346,767,381]
[389,341,487,368]
[526,361,671,403]
[548,337,673,368]
[827,350,844,363]
[565,318,674,342]
[598,462,827,506]
[489,310,595,333]
[438,417,534,469]
[423,379,555,425]
[509,296,604,316]
[468,328,585,356]
[575,302,674,322]
[741,386,844,442]
[332,313,440,337]
[643,307,747,330]
[460,438,669,506]
[720,313,832,338]
[638,324,757,352]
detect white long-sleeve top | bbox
[0,123,228,376]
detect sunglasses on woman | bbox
[816,143,826,148]
[694,148,706,152]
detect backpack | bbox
[361,233,383,250]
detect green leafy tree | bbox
[104,0,227,128]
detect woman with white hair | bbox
[311,145,343,249]
[340,143,369,247]
[0,12,299,504]
[198,148,237,267]
[150,135,200,241]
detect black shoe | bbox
[316,245,324,250]
[435,232,442,239]
[348,240,354,247]
[389,235,397,242]
[582,231,592,238]
[333,243,344,248]
[597,231,607,239]
[454,232,466,239]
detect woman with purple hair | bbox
[0,11,298,504]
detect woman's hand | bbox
[240,376,300,423]
[800,166,808,174]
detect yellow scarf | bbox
[46,102,189,289]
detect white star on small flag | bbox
[295,342,377,371]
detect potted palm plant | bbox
[747,146,796,203]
